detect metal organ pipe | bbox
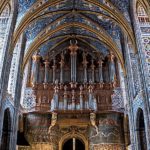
[60,53,64,84]
[98,59,103,83]
[82,52,88,83]
[31,53,41,86]
[52,58,56,83]
[63,85,68,110]
[44,60,50,83]
[91,59,95,83]
[88,84,94,110]
[51,81,59,111]
[72,90,76,110]
[39,66,44,83]
[69,40,78,83]
[74,51,77,82]
[108,52,116,82]
[79,85,83,110]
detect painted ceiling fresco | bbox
[16,0,132,61]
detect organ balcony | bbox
[26,40,122,113]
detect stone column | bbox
[123,35,139,150]
[9,34,26,150]
[0,0,18,105]
[130,3,150,149]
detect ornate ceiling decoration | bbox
[9,0,144,75]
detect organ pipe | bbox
[98,59,103,83]
[31,53,41,86]
[82,52,88,83]
[44,60,50,83]
[91,59,95,83]
[60,53,64,84]
[69,40,78,82]
[52,58,56,83]
[108,52,116,82]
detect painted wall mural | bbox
[24,113,51,143]
[89,113,125,150]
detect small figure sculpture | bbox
[50,79,59,111]
[48,112,57,134]
[88,81,94,110]
[90,113,98,135]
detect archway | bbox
[63,138,85,150]
[59,133,88,150]
[0,108,11,150]
[136,108,147,150]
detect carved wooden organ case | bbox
[27,40,119,113]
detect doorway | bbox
[63,138,85,150]
[137,108,147,150]
[0,108,11,150]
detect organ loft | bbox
[0,0,150,150]
[30,40,118,112]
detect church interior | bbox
[0,0,150,150]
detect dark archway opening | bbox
[63,138,85,150]
[137,109,147,150]
[0,108,11,150]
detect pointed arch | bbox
[0,0,9,15]
[22,22,126,75]
[0,3,11,74]
[0,108,12,150]
[12,0,136,53]
[136,108,147,150]
[13,0,64,45]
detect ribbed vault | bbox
[9,0,141,75]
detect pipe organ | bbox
[28,41,119,112]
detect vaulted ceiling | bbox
[13,0,136,72]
